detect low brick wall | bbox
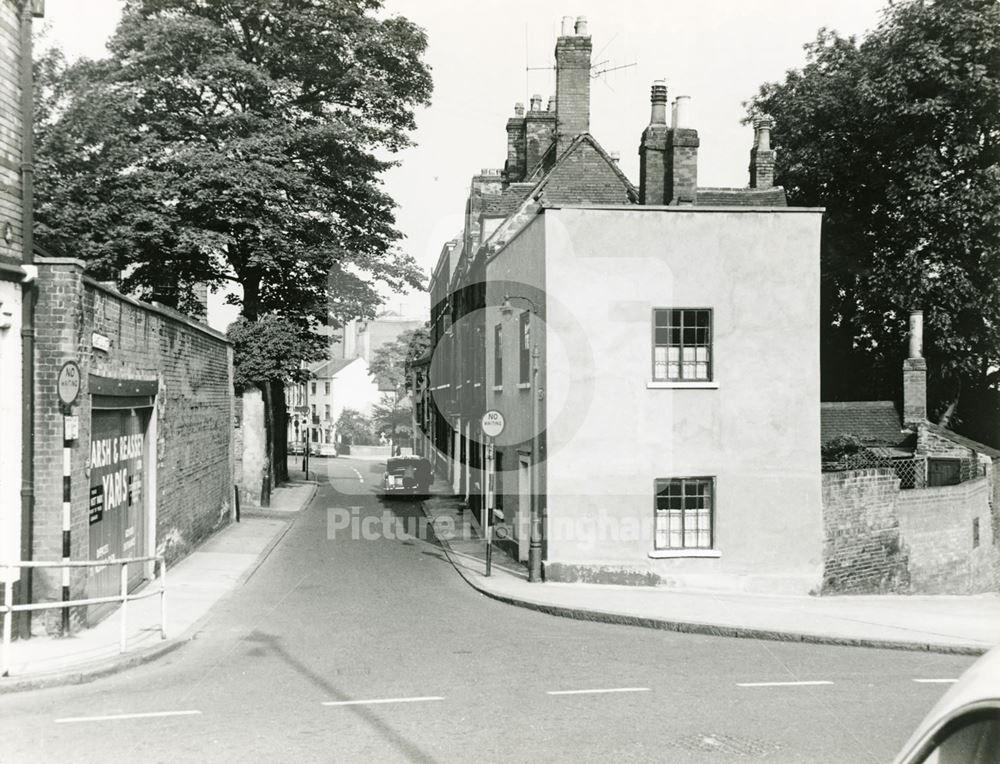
[822,468,997,595]
[897,477,994,594]
[821,469,909,593]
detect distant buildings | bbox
[288,312,426,453]
[415,16,825,593]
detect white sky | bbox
[41,0,885,326]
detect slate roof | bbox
[820,401,912,447]
[696,187,788,207]
[309,357,359,379]
[923,422,1000,459]
[481,184,534,217]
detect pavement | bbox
[420,476,1000,656]
[0,479,316,692]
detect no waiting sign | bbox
[481,410,505,438]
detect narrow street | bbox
[0,457,975,763]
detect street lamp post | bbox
[501,294,544,583]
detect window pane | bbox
[695,346,708,362]
[667,362,680,379]
[655,310,669,327]
[683,326,697,344]
[655,328,670,345]
[695,363,709,379]
[671,309,683,327]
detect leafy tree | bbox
[368,324,431,394]
[34,0,433,482]
[372,392,412,443]
[335,407,374,446]
[746,0,1000,446]
[228,316,322,484]
[367,325,429,452]
[35,0,431,324]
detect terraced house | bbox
[418,16,825,593]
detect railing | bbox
[822,452,985,489]
[0,555,167,678]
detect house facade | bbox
[420,16,825,593]
[288,357,381,454]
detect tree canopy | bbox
[35,0,431,331]
[746,0,1000,444]
[368,324,431,394]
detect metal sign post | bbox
[57,361,81,637]
[480,410,505,578]
[485,439,494,576]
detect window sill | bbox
[646,381,719,390]
[491,385,503,392]
[648,549,721,559]
[517,382,531,390]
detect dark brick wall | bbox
[821,470,909,594]
[639,124,668,205]
[32,258,233,633]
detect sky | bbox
[41,0,886,327]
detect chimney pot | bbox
[670,100,678,129]
[575,16,588,35]
[514,102,524,117]
[650,79,668,125]
[561,16,574,36]
[908,310,924,359]
[902,309,927,423]
[547,95,556,112]
[610,151,620,163]
[754,115,773,151]
[674,95,691,129]
[530,94,542,111]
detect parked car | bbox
[381,456,432,497]
[894,645,1000,763]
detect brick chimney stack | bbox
[505,102,526,184]
[666,95,699,205]
[903,310,927,424]
[554,15,592,156]
[749,115,775,189]
[525,93,556,174]
[638,80,669,205]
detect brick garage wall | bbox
[821,469,909,593]
[32,258,233,632]
[897,477,995,594]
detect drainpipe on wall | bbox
[18,0,41,639]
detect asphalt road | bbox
[0,456,977,763]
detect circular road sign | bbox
[57,361,81,406]
[481,409,505,438]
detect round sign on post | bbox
[481,409,505,439]
[57,361,81,407]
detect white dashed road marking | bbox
[912,678,958,684]
[321,696,444,707]
[737,681,834,688]
[547,687,651,696]
[56,710,202,724]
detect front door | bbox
[88,407,149,622]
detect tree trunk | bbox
[272,379,289,484]
[261,380,274,507]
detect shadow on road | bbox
[243,629,439,763]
